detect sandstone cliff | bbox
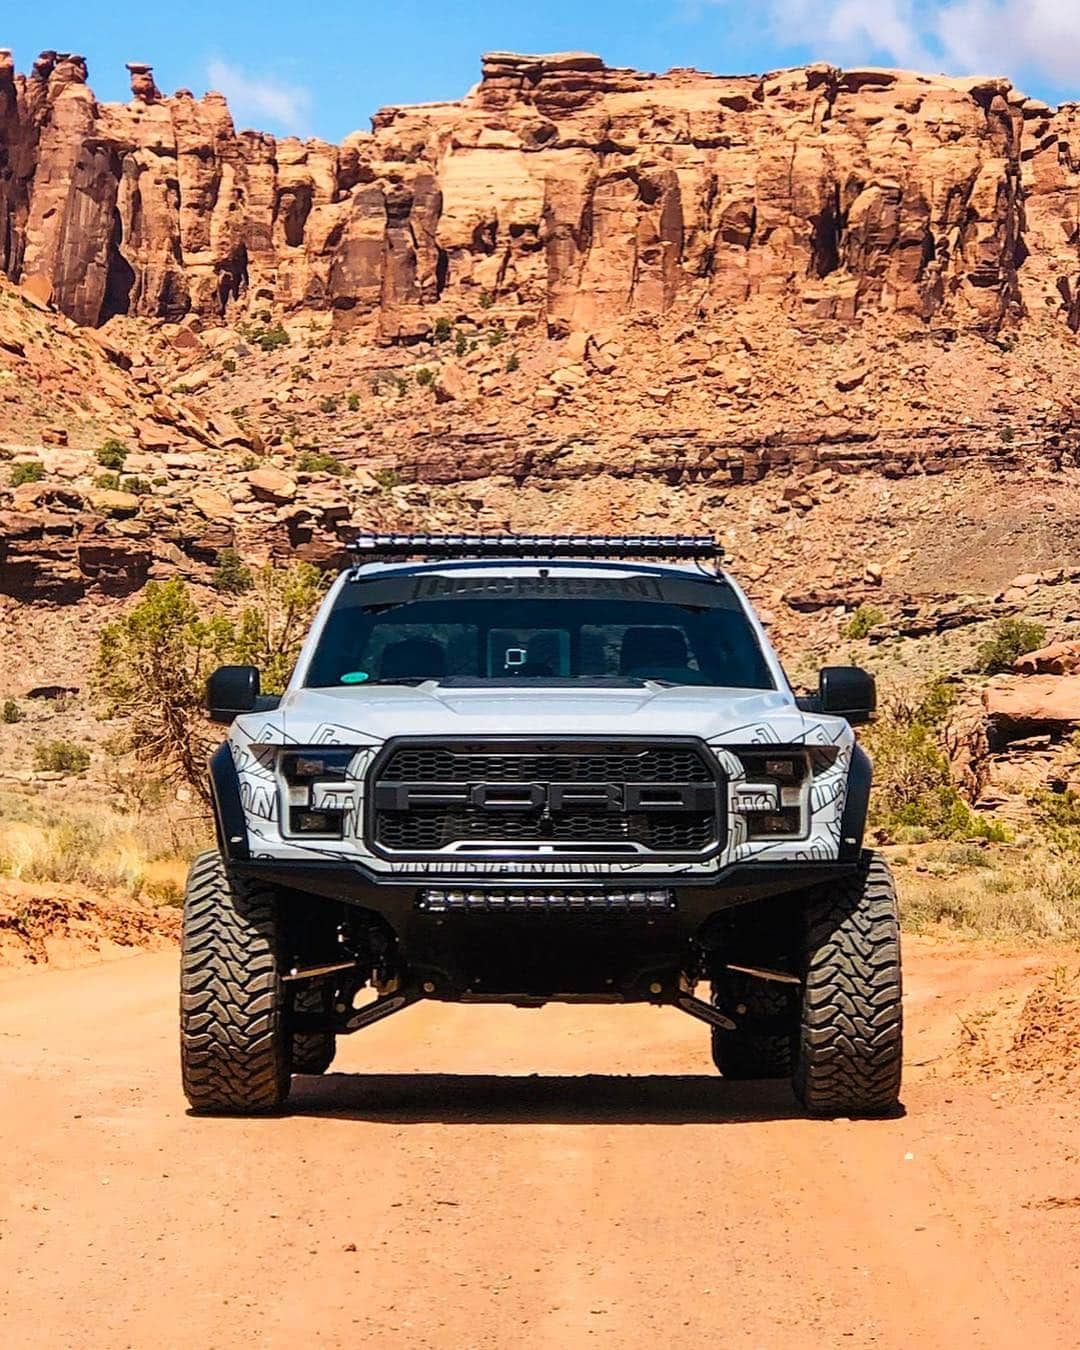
[2,49,1078,337]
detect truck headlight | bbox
[731,750,812,840]
[280,748,358,838]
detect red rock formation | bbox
[0,49,1077,338]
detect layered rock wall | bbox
[1,49,1079,337]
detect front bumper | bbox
[232,855,859,942]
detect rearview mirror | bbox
[207,665,260,724]
[816,666,876,726]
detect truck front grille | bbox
[368,738,723,859]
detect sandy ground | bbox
[0,938,1077,1349]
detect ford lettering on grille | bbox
[368,738,724,858]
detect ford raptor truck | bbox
[181,534,902,1117]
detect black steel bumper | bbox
[232,855,859,941]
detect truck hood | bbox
[258,682,846,747]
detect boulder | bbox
[983,676,1080,743]
[247,466,297,503]
[1013,642,1080,676]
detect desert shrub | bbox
[395,377,408,397]
[478,292,494,310]
[121,475,150,495]
[213,548,254,595]
[843,603,885,640]
[224,562,327,694]
[454,331,468,357]
[372,466,401,490]
[95,438,129,469]
[865,680,1006,842]
[347,392,361,412]
[222,356,237,374]
[433,317,452,343]
[97,568,326,802]
[976,617,1046,673]
[296,449,351,476]
[506,353,520,373]
[34,740,90,774]
[415,367,434,386]
[11,461,45,486]
[97,579,229,803]
[1000,426,1015,445]
[94,472,121,490]
[2,698,24,724]
[488,325,507,348]
[319,396,338,414]
[253,323,290,352]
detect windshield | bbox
[304,571,775,690]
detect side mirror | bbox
[207,665,260,724]
[817,665,876,726]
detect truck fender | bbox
[209,741,250,862]
[838,743,872,860]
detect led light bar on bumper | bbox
[280,748,358,838]
[417,888,676,913]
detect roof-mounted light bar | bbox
[348,533,724,562]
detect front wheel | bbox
[180,851,291,1114]
[793,851,903,1117]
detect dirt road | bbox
[1,940,1077,1349]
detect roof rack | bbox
[348,533,724,562]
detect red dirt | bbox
[0,935,1076,1348]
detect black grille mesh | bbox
[372,739,720,856]
[379,745,712,784]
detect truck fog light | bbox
[289,807,345,836]
[745,809,801,837]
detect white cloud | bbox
[206,58,312,134]
[934,2,1080,86]
[706,0,1080,85]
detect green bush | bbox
[488,326,507,348]
[213,548,254,595]
[319,396,338,414]
[253,324,290,352]
[295,449,352,476]
[433,317,452,343]
[347,392,361,412]
[96,438,129,470]
[94,472,121,490]
[221,356,237,374]
[866,680,1006,843]
[121,475,150,495]
[415,367,434,387]
[843,604,885,640]
[1,699,24,724]
[372,466,401,490]
[11,461,45,486]
[97,567,326,801]
[976,617,1046,673]
[454,332,468,358]
[34,740,90,775]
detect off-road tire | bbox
[180,850,290,1114]
[710,973,795,1080]
[793,851,903,1117]
[290,983,337,1076]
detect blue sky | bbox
[5,2,1079,141]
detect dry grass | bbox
[892,841,1080,942]
[0,791,207,904]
